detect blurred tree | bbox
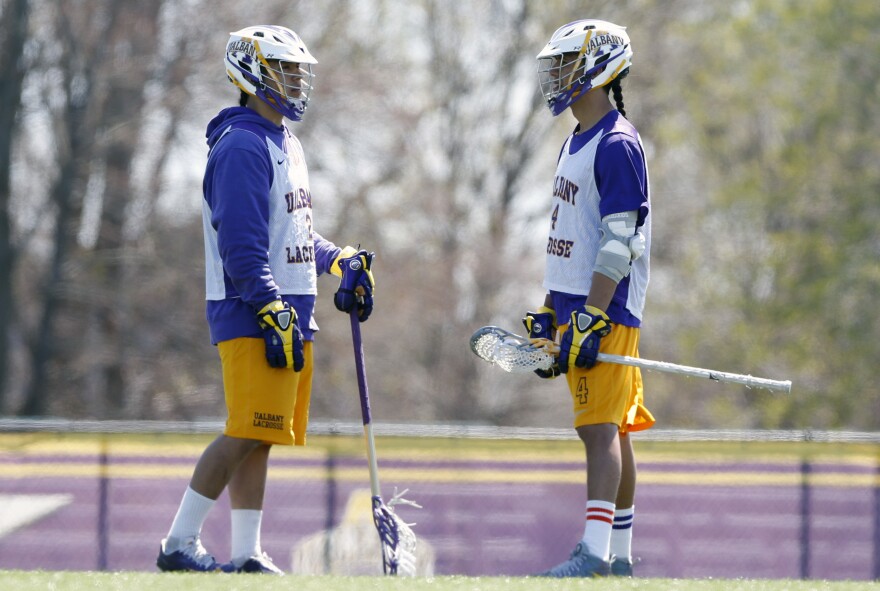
[0,0,31,412]
[666,0,880,429]
[18,1,103,415]
[298,0,567,425]
[77,2,164,417]
[1,0,876,431]
[15,0,192,416]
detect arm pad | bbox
[594,210,646,283]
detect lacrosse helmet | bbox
[537,20,632,116]
[225,25,317,121]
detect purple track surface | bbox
[0,446,877,580]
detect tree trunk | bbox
[0,0,31,412]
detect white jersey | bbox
[203,123,317,302]
[265,133,317,296]
[543,112,651,324]
[201,107,343,344]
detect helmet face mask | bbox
[259,59,315,120]
[539,52,586,100]
[536,20,632,117]
[226,25,317,121]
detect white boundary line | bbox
[0,418,877,443]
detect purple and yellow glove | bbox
[523,307,560,379]
[256,300,304,371]
[558,305,611,373]
[333,248,375,322]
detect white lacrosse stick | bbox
[470,325,792,393]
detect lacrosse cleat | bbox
[536,542,611,577]
[156,536,222,572]
[227,552,285,575]
[611,555,635,577]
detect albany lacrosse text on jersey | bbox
[286,188,312,212]
[553,175,579,204]
[543,109,651,327]
[548,174,580,258]
[547,237,575,258]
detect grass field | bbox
[1,572,877,591]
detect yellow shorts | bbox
[560,323,655,433]
[218,337,314,446]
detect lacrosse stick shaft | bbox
[596,352,792,392]
[538,334,790,392]
[350,312,382,497]
[473,327,791,393]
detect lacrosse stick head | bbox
[469,326,557,373]
[372,495,417,575]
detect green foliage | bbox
[673,0,880,429]
[2,0,878,432]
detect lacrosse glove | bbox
[558,305,612,373]
[333,249,375,322]
[256,300,304,371]
[523,307,560,379]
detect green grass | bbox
[1,572,876,591]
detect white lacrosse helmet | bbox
[225,25,317,121]
[537,20,632,116]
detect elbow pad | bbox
[594,211,646,283]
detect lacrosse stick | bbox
[470,325,792,393]
[349,311,419,575]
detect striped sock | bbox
[610,506,634,561]
[581,500,615,560]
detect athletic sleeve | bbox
[207,136,279,311]
[312,230,342,277]
[594,132,649,226]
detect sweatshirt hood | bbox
[206,107,284,149]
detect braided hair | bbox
[604,67,629,118]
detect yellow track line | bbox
[0,462,876,487]
[0,441,876,468]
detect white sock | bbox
[582,500,615,560]
[166,486,215,549]
[610,506,634,561]
[231,509,263,565]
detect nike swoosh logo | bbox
[277,158,285,165]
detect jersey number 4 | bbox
[551,204,559,231]
[576,377,588,405]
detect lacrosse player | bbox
[157,25,375,575]
[524,20,655,578]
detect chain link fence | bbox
[0,419,877,580]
